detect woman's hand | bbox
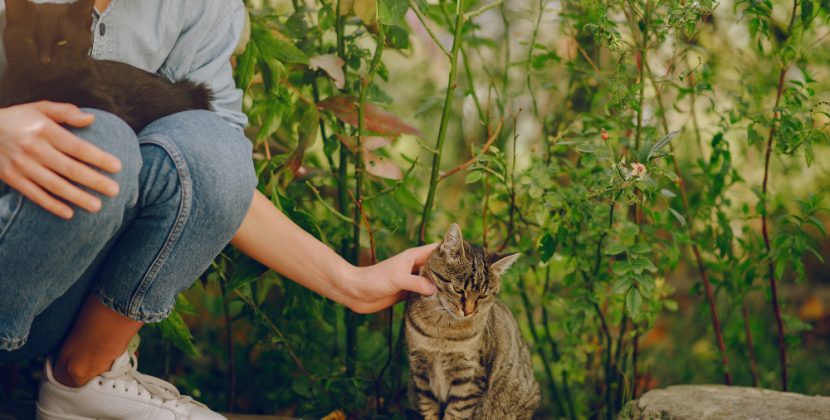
[0,101,122,219]
[343,244,439,314]
[232,192,438,313]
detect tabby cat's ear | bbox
[489,253,520,277]
[440,223,465,259]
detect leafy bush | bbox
[144,0,830,418]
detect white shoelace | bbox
[100,352,207,410]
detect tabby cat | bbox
[0,0,212,132]
[406,224,541,420]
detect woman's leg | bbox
[0,109,142,358]
[49,109,256,385]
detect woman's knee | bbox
[71,109,142,207]
[140,111,256,230]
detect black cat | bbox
[0,0,213,132]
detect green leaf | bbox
[394,186,423,211]
[620,224,640,242]
[367,194,406,229]
[647,131,679,160]
[538,232,557,262]
[669,208,687,226]
[235,41,258,90]
[626,288,643,316]
[292,209,324,240]
[611,278,632,295]
[604,242,626,255]
[252,25,308,65]
[629,243,652,254]
[378,0,410,24]
[175,294,197,315]
[802,0,815,26]
[157,310,200,357]
[575,142,600,154]
[255,99,284,143]
[629,257,657,274]
[226,255,267,295]
[465,171,483,184]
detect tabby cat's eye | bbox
[431,269,450,283]
[57,40,68,46]
[25,37,35,44]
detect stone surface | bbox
[624,385,830,420]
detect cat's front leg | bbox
[409,379,441,420]
[408,351,442,420]
[441,376,486,420]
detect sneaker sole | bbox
[35,403,93,420]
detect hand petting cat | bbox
[232,192,439,314]
[0,101,122,219]
[346,243,439,313]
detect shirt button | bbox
[99,23,106,36]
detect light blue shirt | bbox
[0,0,248,129]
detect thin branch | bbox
[645,57,733,386]
[760,0,799,391]
[410,1,452,58]
[574,38,601,74]
[305,181,357,224]
[418,0,466,244]
[348,188,377,265]
[742,302,762,387]
[234,290,315,382]
[465,0,504,19]
[438,119,504,182]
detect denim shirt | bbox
[0,0,248,130]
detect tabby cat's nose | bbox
[463,300,476,316]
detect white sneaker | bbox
[36,351,226,420]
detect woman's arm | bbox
[230,191,437,313]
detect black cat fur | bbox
[0,0,213,132]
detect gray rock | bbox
[623,385,830,420]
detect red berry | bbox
[601,129,609,141]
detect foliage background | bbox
[4,0,830,419]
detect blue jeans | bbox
[0,109,256,361]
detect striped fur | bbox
[406,224,540,420]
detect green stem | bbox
[761,0,799,392]
[646,58,733,386]
[461,47,486,126]
[519,272,564,417]
[634,0,649,150]
[418,0,466,244]
[525,0,545,120]
[346,23,386,380]
[540,268,576,420]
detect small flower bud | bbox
[631,162,647,177]
[601,129,609,141]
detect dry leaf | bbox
[318,95,422,137]
[334,135,402,180]
[354,0,377,25]
[335,135,390,152]
[363,136,391,150]
[309,54,346,90]
[338,0,355,16]
[365,151,403,180]
[322,410,347,420]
